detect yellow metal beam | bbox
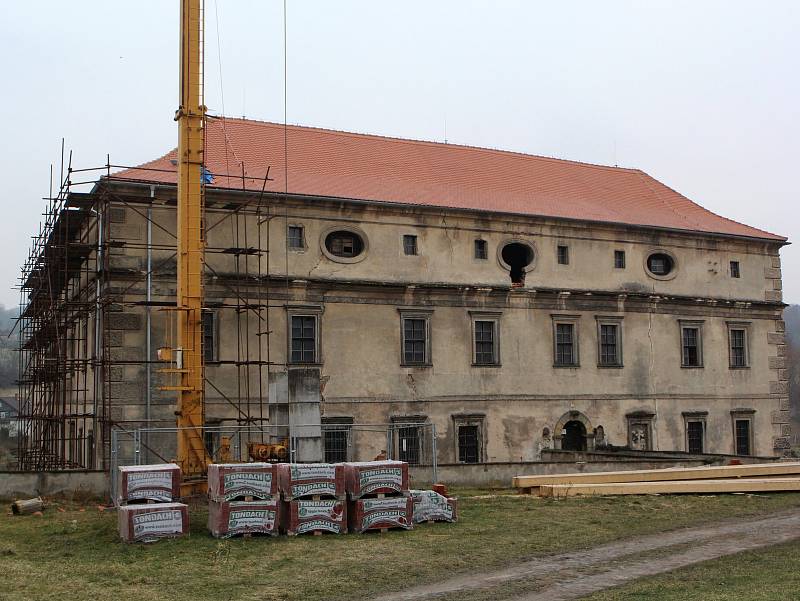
[176,0,207,478]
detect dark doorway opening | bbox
[501,242,534,284]
[562,420,587,451]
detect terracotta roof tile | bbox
[110,117,786,241]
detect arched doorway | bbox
[562,420,587,451]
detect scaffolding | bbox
[16,149,286,471]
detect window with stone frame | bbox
[552,315,580,367]
[730,410,755,456]
[474,239,488,260]
[403,234,418,256]
[727,322,750,369]
[470,312,501,366]
[399,309,432,366]
[683,412,707,454]
[614,249,626,269]
[287,224,305,249]
[596,316,623,367]
[453,414,485,464]
[679,320,704,368]
[391,415,427,465]
[287,306,323,364]
[626,411,654,451]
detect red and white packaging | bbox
[208,498,280,538]
[344,461,409,499]
[118,464,181,504]
[207,463,278,501]
[277,463,346,500]
[410,490,458,523]
[285,499,347,535]
[118,502,189,543]
[349,495,414,533]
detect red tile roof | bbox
[110,117,785,241]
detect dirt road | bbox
[377,509,800,601]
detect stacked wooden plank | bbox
[345,461,413,533]
[117,464,188,543]
[207,463,280,538]
[513,462,800,497]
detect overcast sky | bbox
[1,0,797,310]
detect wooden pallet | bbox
[513,462,800,494]
[538,477,800,498]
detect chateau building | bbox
[17,118,790,471]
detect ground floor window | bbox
[397,426,421,465]
[453,414,485,463]
[323,429,348,463]
[731,409,755,456]
[626,411,655,451]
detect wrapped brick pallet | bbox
[278,463,345,500]
[285,499,347,535]
[208,462,277,501]
[118,463,181,504]
[344,460,409,499]
[118,502,189,543]
[349,496,414,533]
[208,498,281,538]
[411,490,458,523]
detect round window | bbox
[500,241,535,284]
[646,252,674,277]
[324,230,365,259]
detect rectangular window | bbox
[287,225,305,249]
[730,260,740,278]
[458,425,480,463]
[557,245,570,265]
[614,250,626,269]
[474,320,497,365]
[681,326,702,367]
[323,429,348,463]
[202,310,217,362]
[734,419,751,456]
[687,421,704,454]
[403,234,418,256]
[599,323,621,366]
[474,239,488,260]
[290,315,317,363]
[729,328,747,368]
[397,426,421,465]
[555,323,577,366]
[402,318,427,365]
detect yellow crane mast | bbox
[175,0,208,483]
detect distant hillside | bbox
[0,304,16,390]
[785,305,800,446]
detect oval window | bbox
[325,230,364,258]
[646,253,674,276]
[501,242,535,284]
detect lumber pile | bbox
[513,462,800,497]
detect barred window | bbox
[687,421,704,454]
[474,239,488,260]
[614,250,626,269]
[555,323,576,366]
[734,419,751,456]
[290,315,317,363]
[397,426,421,465]
[323,429,348,463]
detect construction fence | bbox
[110,423,438,503]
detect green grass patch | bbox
[1,492,799,601]
[585,538,800,601]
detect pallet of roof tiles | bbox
[118,502,189,543]
[117,463,182,505]
[349,495,414,533]
[410,489,458,523]
[277,463,346,500]
[284,499,347,535]
[344,460,409,499]
[538,477,800,498]
[208,498,281,538]
[207,462,278,502]
[512,462,800,494]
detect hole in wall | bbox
[501,242,534,284]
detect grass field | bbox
[585,538,800,601]
[1,491,800,601]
